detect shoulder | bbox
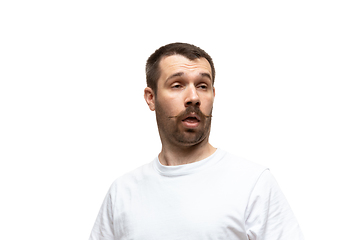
[207,149,270,193]
[218,149,268,177]
[107,160,155,195]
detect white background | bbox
[1,1,359,239]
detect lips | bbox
[182,113,200,122]
[181,113,200,128]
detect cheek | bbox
[156,96,183,115]
[201,97,214,112]
[166,93,183,104]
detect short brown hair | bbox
[146,42,215,94]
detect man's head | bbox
[144,43,215,148]
[146,42,215,95]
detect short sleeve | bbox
[245,170,304,240]
[89,189,115,240]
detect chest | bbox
[114,174,250,239]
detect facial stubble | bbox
[155,100,213,147]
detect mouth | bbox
[182,113,200,122]
[181,113,200,128]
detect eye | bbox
[171,83,182,89]
[197,84,208,90]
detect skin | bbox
[144,55,216,166]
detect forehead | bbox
[159,55,212,80]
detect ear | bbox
[144,87,156,111]
[213,86,215,97]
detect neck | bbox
[158,138,216,166]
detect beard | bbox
[155,100,212,147]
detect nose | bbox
[184,85,200,107]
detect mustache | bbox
[168,106,212,119]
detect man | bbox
[89,43,304,240]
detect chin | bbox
[173,132,208,147]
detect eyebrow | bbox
[200,73,212,81]
[165,72,212,83]
[166,72,184,82]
